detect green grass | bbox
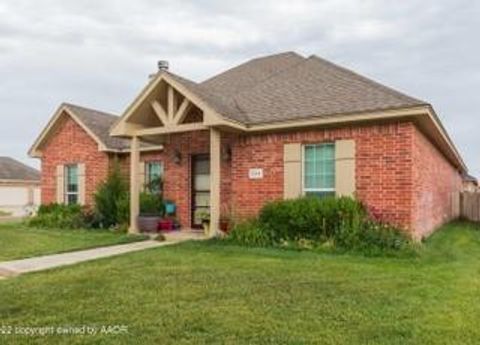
[0,223,148,261]
[0,210,12,217]
[1,222,480,344]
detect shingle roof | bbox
[190,52,427,125]
[463,173,478,184]
[0,157,40,181]
[63,103,153,150]
[63,103,133,150]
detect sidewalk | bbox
[0,240,168,278]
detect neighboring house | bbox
[462,173,478,193]
[30,52,468,239]
[0,157,41,216]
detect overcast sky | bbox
[0,0,479,176]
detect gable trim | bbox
[110,72,246,137]
[28,105,109,158]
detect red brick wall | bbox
[40,116,462,237]
[40,114,110,206]
[412,127,462,238]
[231,122,416,231]
[137,131,234,228]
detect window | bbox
[303,143,335,197]
[145,161,164,194]
[65,164,79,205]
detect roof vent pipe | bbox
[158,60,169,71]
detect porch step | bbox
[161,230,208,242]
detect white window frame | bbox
[64,164,79,205]
[302,143,336,196]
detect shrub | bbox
[258,196,366,242]
[335,220,413,255]
[115,192,130,226]
[28,203,88,229]
[140,192,164,216]
[94,164,129,228]
[227,196,414,255]
[227,219,274,247]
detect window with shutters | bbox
[64,164,79,205]
[145,161,164,194]
[303,143,335,197]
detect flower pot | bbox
[137,215,162,233]
[202,221,210,235]
[219,220,230,233]
[158,219,175,232]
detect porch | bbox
[110,71,237,237]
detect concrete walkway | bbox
[0,240,168,278]
[0,230,208,279]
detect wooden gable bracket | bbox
[151,100,169,126]
[150,85,193,128]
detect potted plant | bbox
[138,192,165,232]
[158,200,177,232]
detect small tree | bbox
[94,164,129,228]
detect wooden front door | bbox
[191,154,210,228]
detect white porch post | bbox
[129,136,140,234]
[210,128,221,237]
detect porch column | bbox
[210,128,221,237]
[129,136,140,233]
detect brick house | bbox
[29,52,467,239]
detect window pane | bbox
[305,160,315,176]
[305,175,316,189]
[305,146,315,161]
[195,192,210,207]
[322,144,335,160]
[324,174,335,189]
[194,159,210,174]
[66,165,78,192]
[67,194,78,205]
[303,143,335,192]
[194,175,210,190]
[305,191,335,198]
[146,162,163,194]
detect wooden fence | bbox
[461,192,480,222]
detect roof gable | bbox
[29,103,156,158]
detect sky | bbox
[0,0,479,176]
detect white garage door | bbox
[0,186,35,216]
[0,186,29,206]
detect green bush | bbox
[29,203,88,229]
[226,219,274,247]
[258,196,366,241]
[94,164,129,228]
[335,220,413,255]
[140,192,164,216]
[227,196,413,255]
[115,192,130,226]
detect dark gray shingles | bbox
[63,103,133,150]
[198,52,427,125]
[0,157,40,181]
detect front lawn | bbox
[1,222,480,344]
[0,222,147,261]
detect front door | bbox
[191,154,210,228]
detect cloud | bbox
[0,0,479,177]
